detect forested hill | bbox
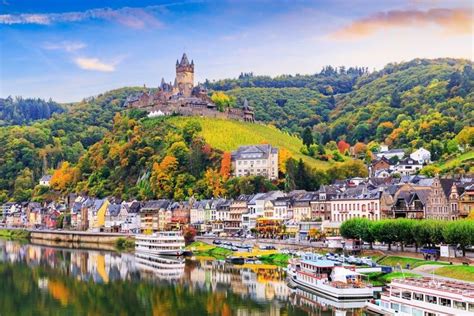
[204,66,368,95]
[0,97,65,126]
[209,58,472,148]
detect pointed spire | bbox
[160,78,165,87]
[179,53,190,66]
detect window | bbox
[439,298,451,307]
[390,303,400,311]
[413,293,423,301]
[425,295,437,304]
[469,303,474,313]
[453,301,466,310]
[401,305,411,314]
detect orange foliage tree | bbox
[337,140,350,154]
[204,168,226,197]
[219,152,232,180]
[278,148,292,173]
[150,155,178,198]
[50,161,79,191]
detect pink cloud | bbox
[331,8,473,39]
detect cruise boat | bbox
[135,231,186,256]
[135,252,185,280]
[287,253,377,299]
[366,277,474,316]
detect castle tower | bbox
[175,53,194,97]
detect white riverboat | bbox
[135,231,186,256]
[366,276,474,316]
[287,253,377,299]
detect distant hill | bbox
[0,97,65,126]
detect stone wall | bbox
[30,230,133,245]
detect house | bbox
[410,147,431,164]
[121,201,141,233]
[243,191,285,230]
[168,201,191,230]
[376,148,405,161]
[329,185,382,222]
[231,144,279,180]
[391,185,430,219]
[39,175,52,187]
[226,195,252,234]
[291,192,314,222]
[310,185,339,221]
[393,157,423,176]
[140,200,170,232]
[272,196,292,221]
[459,184,474,218]
[87,199,110,231]
[104,203,122,232]
[190,200,209,225]
[26,202,43,228]
[370,157,391,177]
[298,221,322,240]
[425,177,456,220]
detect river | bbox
[0,239,368,315]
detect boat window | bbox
[401,291,411,300]
[439,298,451,307]
[453,301,466,310]
[390,290,400,297]
[412,308,423,316]
[413,293,423,301]
[469,303,474,312]
[425,295,437,304]
[390,303,400,311]
[425,313,436,316]
[401,305,411,314]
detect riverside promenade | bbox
[1,227,133,244]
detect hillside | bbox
[167,116,331,169]
[0,97,65,126]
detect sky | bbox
[1,0,472,102]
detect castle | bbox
[125,53,254,122]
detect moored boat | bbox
[135,231,186,256]
[373,276,474,316]
[287,253,377,299]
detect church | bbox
[125,53,254,122]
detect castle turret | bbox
[175,53,194,97]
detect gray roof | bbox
[141,200,170,211]
[232,144,277,160]
[107,204,121,216]
[40,175,52,182]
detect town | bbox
[2,147,472,236]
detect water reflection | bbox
[0,240,365,315]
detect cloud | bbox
[74,57,116,72]
[43,41,86,52]
[0,6,163,29]
[331,8,473,39]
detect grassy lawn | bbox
[365,272,421,286]
[186,241,233,259]
[258,253,291,267]
[378,256,449,269]
[168,116,332,169]
[434,266,474,282]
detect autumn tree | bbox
[150,156,179,198]
[50,161,80,192]
[219,152,232,180]
[278,148,292,174]
[204,168,226,197]
[337,140,350,154]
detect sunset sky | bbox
[1,0,472,102]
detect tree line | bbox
[340,218,474,256]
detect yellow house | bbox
[96,199,109,228]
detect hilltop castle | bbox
[125,53,254,122]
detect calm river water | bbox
[0,239,367,315]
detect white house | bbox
[410,147,431,164]
[39,175,52,187]
[394,157,423,176]
[231,144,279,180]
